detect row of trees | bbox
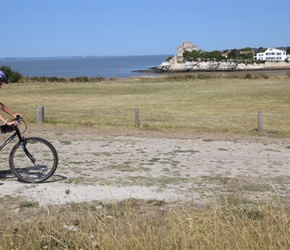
[182,47,290,62]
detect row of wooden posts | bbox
[37,106,264,132]
[135,108,264,132]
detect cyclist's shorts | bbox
[0,124,14,134]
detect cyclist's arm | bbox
[0,113,15,126]
[0,113,8,124]
[0,102,23,125]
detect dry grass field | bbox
[3,73,290,136]
[0,73,290,249]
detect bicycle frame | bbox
[0,126,36,164]
[0,130,19,151]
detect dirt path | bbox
[1,125,290,207]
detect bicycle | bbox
[0,116,58,183]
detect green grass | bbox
[3,75,290,136]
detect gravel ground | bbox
[1,125,290,207]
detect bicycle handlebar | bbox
[13,115,22,123]
[12,115,27,134]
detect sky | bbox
[1,0,290,58]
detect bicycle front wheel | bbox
[9,137,58,183]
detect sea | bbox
[0,55,171,79]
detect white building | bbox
[254,47,287,61]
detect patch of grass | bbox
[125,176,197,189]
[259,74,270,79]
[106,163,136,172]
[19,201,39,208]
[173,149,199,154]
[69,161,84,165]
[4,77,290,136]
[202,139,214,142]
[265,148,281,152]
[219,194,255,206]
[92,152,112,157]
[148,157,161,163]
[60,140,72,145]
[218,148,228,151]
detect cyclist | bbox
[0,70,23,127]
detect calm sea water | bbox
[0,55,170,78]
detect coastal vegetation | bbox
[0,65,22,83]
[0,65,108,83]
[183,47,254,62]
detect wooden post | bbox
[38,105,44,123]
[258,110,263,132]
[134,108,140,128]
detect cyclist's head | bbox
[0,70,8,84]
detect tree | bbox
[287,47,290,54]
[199,50,223,61]
[240,47,253,52]
[183,50,200,61]
[227,49,239,59]
[257,47,266,53]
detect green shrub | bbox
[197,74,211,79]
[0,65,22,83]
[70,76,89,82]
[255,60,266,64]
[259,74,269,79]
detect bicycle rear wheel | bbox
[9,137,58,183]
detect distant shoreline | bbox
[133,67,290,77]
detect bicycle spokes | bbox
[9,137,58,183]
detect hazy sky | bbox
[1,0,290,57]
